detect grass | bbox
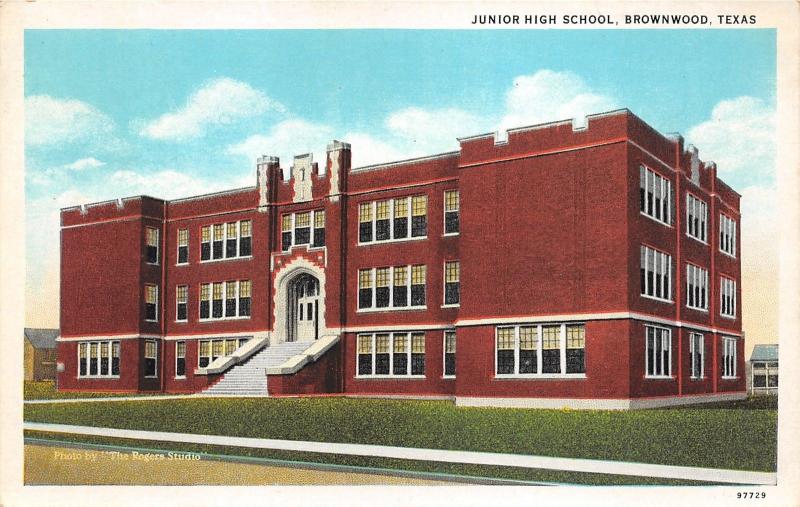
[24,381,164,400]
[23,396,777,473]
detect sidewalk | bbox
[23,421,777,485]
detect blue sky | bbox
[24,29,778,350]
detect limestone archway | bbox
[272,258,327,343]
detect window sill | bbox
[357,306,427,314]
[175,262,190,267]
[719,250,737,260]
[640,295,674,304]
[175,320,188,324]
[281,244,326,254]
[144,319,159,323]
[442,232,460,238]
[686,234,708,246]
[494,374,587,380]
[358,235,427,247]
[689,376,706,381]
[721,376,739,380]
[200,255,253,264]
[686,306,709,313]
[719,314,737,320]
[144,376,158,379]
[441,303,460,309]
[442,375,456,380]
[639,211,673,228]
[355,375,426,380]
[145,262,160,266]
[174,376,186,380]
[78,376,120,379]
[644,375,675,380]
[198,316,251,322]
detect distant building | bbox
[57,109,745,409]
[24,328,58,381]
[747,344,778,395]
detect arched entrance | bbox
[286,273,321,342]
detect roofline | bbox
[168,186,255,204]
[61,187,257,212]
[350,151,460,173]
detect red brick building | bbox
[57,109,745,408]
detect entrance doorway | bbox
[287,273,320,342]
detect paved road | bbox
[24,444,452,486]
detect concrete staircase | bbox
[202,341,311,396]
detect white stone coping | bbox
[265,335,340,375]
[194,336,268,376]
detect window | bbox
[225,223,238,258]
[145,227,159,264]
[198,340,211,368]
[359,195,427,244]
[752,361,778,389]
[444,331,456,377]
[722,337,737,378]
[199,283,210,319]
[444,190,460,234]
[720,213,737,257]
[686,194,708,242]
[686,264,709,311]
[639,165,672,225]
[212,224,224,259]
[358,265,426,311]
[295,212,311,245]
[689,332,704,379]
[720,276,737,318]
[411,195,428,237]
[200,280,251,320]
[175,341,186,378]
[239,280,251,317]
[176,285,188,322]
[313,211,325,247]
[495,324,586,377]
[78,340,120,378]
[640,245,672,301]
[645,326,671,378]
[177,229,189,264]
[282,215,292,251]
[356,332,426,377]
[144,340,158,378]
[225,339,238,356]
[239,220,252,257]
[145,284,158,321]
[201,226,211,261]
[444,261,460,305]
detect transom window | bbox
[689,332,704,379]
[145,227,159,264]
[177,229,189,264]
[144,339,158,378]
[200,220,252,261]
[495,323,586,377]
[444,261,460,306]
[444,190,460,235]
[720,276,737,319]
[281,210,325,251]
[199,280,251,320]
[686,264,709,311]
[78,340,120,378]
[640,245,672,302]
[722,337,737,378]
[176,285,188,322]
[720,213,737,257]
[645,325,671,378]
[358,265,426,311]
[443,331,456,377]
[144,284,158,322]
[686,194,708,243]
[358,195,427,244]
[357,332,425,377]
[639,165,672,225]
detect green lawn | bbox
[23,396,777,474]
[24,381,163,400]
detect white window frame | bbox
[719,213,737,258]
[199,220,253,263]
[358,196,427,246]
[281,210,325,251]
[77,340,120,379]
[442,260,460,308]
[639,165,672,226]
[223,221,240,259]
[645,325,672,379]
[443,189,460,237]
[686,193,708,243]
[176,228,189,265]
[686,263,709,311]
[722,336,738,379]
[443,330,456,379]
[720,276,737,319]
[144,339,158,379]
[145,227,160,265]
[175,285,188,322]
[640,245,673,302]
[493,323,586,379]
[689,332,704,379]
[356,265,426,312]
[175,340,186,379]
[144,284,159,322]
[198,280,251,321]
[355,332,426,378]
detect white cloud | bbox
[340,132,407,168]
[385,107,484,155]
[63,157,105,171]
[139,78,285,141]
[25,95,115,147]
[227,119,336,173]
[685,96,775,183]
[498,70,618,133]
